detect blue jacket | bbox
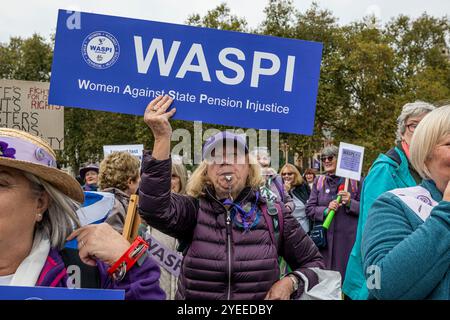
[343,147,417,299]
[361,180,450,300]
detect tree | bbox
[186,3,248,32]
[2,3,448,173]
[0,34,53,81]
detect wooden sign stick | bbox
[122,194,141,243]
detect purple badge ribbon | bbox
[0,137,56,168]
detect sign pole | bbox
[122,194,141,242]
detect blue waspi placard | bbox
[49,10,323,135]
[0,285,125,300]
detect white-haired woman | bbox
[362,105,450,300]
[344,101,436,300]
[138,95,324,300]
[0,128,164,299]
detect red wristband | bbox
[107,236,149,281]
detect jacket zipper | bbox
[226,209,232,300]
[204,187,253,301]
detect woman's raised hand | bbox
[144,95,176,140]
[144,95,176,160]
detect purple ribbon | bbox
[0,136,56,168]
[223,192,260,231]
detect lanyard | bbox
[223,192,260,231]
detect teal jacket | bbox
[343,147,417,299]
[361,180,449,300]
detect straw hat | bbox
[0,128,84,203]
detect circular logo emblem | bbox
[82,31,120,69]
[35,148,46,161]
[417,195,432,206]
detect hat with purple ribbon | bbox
[202,131,248,161]
[0,128,84,203]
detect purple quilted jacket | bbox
[138,153,324,300]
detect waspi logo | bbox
[82,31,120,69]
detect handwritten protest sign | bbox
[49,10,323,135]
[0,79,64,149]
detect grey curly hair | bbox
[396,101,436,144]
[321,145,339,158]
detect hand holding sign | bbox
[323,184,345,229]
[328,200,340,211]
[144,95,176,160]
[338,190,351,205]
[323,142,364,229]
[144,95,176,139]
[67,223,130,266]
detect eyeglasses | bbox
[281,172,294,176]
[320,156,335,162]
[406,123,418,133]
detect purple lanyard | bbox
[223,192,260,231]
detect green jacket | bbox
[362,180,449,299]
[343,147,417,299]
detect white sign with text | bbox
[335,142,364,181]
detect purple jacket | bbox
[305,174,361,281]
[36,248,165,300]
[138,154,324,300]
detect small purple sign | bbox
[340,149,362,172]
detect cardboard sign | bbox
[0,79,64,149]
[0,285,124,300]
[103,144,144,162]
[335,142,365,181]
[48,10,323,135]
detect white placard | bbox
[335,142,365,181]
[103,144,144,162]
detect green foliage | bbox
[0,34,53,81]
[186,3,247,32]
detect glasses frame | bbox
[281,172,295,176]
[320,155,335,162]
[406,123,418,133]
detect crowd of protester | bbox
[0,96,448,300]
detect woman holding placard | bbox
[138,95,324,300]
[305,145,362,282]
[0,128,164,299]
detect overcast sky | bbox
[0,0,449,43]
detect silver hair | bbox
[395,101,436,144]
[23,172,81,250]
[321,145,339,157]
